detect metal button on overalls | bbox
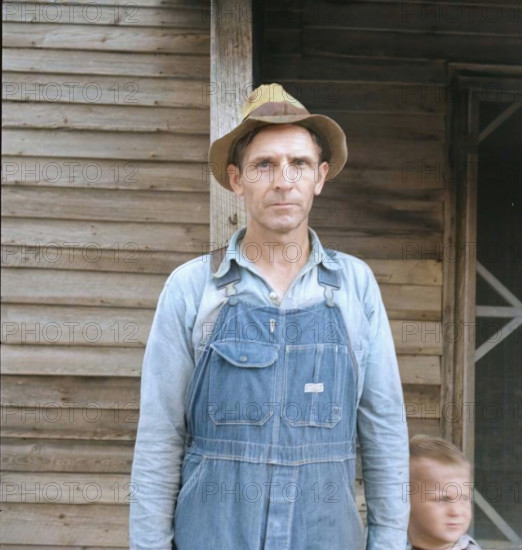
[173,259,364,550]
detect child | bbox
[407,434,482,550]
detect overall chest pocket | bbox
[282,344,347,428]
[208,340,279,425]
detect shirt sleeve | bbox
[129,269,198,549]
[356,269,410,550]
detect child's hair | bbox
[410,434,471,472]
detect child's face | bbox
[408,458,472,549]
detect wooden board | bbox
[12,0,203,6]
[1,268,441,319]
[1,472,133,504]
[0,244,197,274]
[3,23,209,54]
[1,375,140,409]
[2,218,442,258]
[1,156,210,192]
[1,218,210,252]
[3,3,209,28]
[302,1,522,35]
[1,157,446,193]
[1,343,441,382]
[317,230,444,260]
[1,186,210,224]
[2,49,210,78]
[1,406,139,440]
[263,55,448,84]
[1,303,154,346]
[1,243,442,282]
[398,355,441,386]
[311,194,443,232]
[1,185,439,232]
[391,320,443,355]
[2,129,209,161]
[1,385,439,437]
[272,79,446,114]
[1,438,135,473]
[0,503,129,546]
[302,28,522,65]
[1,345,144,377]
[2,72,211,108]
[2,102,210,134]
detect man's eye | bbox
[293,159,307,167]
[257,160,270,168]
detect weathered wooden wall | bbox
[259,0,521,449]
[1,0,210,546]
[1,0,520,545]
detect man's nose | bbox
[273,163,297,189]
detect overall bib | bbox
[173,259,364,550]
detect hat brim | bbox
[208,113,348,190]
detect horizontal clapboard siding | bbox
[257,0,515,533]
[258,0,515,447]
[1,0,210,546]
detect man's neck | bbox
[240,226,310,273]
[239,226,311,297]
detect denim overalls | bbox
[173,256,364,550]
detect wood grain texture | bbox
[2,102,210,134]
[263,55,448,84]
[1,218,210,252]
[1,472,133,504]
[2,72,211,108]
[0,503,129,546]
[1,345,144,377]
[3,3,209,28]
[1,244,442,282]
[270,79,447,114]
[1,438,135,473]
[2,129,209,161]
[301,28,522,64]
[1,156,210,192]
[3,49,210,78]
[1,186,210,223]
[1,268,441,319]
[3,23,209,54]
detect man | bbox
[129,83,409,549]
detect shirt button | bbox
[269,291,278,300]
[239,355,248,362]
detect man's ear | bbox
[227,164,243,196]
[314,161,329,196]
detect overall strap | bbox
[210,246,242,303]
[317,249,341,307]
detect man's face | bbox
[227,124,328,236]
[409,458,472,549]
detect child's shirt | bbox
[407,533,483,550]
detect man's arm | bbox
[356,270,410,550]
[129,272,196,549]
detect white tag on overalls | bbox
[304,383,324,393]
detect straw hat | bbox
[208,83,348,190]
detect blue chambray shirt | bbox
[407,534,482,549]
[129,226,410,549]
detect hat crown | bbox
[242,83,307,120]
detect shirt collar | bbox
[211,226,341,279]
[406,534,478,550]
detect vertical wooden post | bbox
[452,87,478,458]
[210,0,251,247]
